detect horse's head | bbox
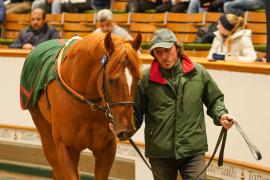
[97,32,142,141]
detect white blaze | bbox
[125,67,132,95]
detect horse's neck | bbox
[61,52,102,99]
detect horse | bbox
[25,32,142,180]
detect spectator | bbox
[207,13,257,62]
[9,8,60,49]
[155,0,190,13]
[126,0,162,12]
[93,0,110,10]
[187,0,225,13]
[32,0,61,14]
[6,0,34,14]
[0,0,5,23]
[133,28,235,180]
[224,0,265,13]
[194,9,244,43]
[61,0,92,13]
[93,9,133,40]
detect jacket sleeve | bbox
[133,75,148,131]
[9,32,24,48]
[49,28,60,39]
[236,35,257,62]
[207,36,220,60]
[201,66,228,125]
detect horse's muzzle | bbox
[117,130,134,141]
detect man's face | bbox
[99,20,113,33]
[153,45,178,70]
[31,9,45,30]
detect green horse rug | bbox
[20,37,80,110]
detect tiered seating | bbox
[0,10,266,57]
[62,13,95,39]
[166,13,204,43]
[3,14,30,40]
[129,13,165,42]
[245,11,266,45]
[45,14,63,36]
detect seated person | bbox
[93,9,133,41]
[6,0,33,14]
[93,0,110,10]
[126,0,162,12]
[207,13,257,62]
[0,0,5,23]
[187,0,225,13]
[61,0,92,13]
[224,0,265,13]
[9,8,60,49]
[32,0,61,14]
[155,0,190,13]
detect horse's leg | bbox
[29,106,64,180]
[56,141,80,180]
[93,139,117,180]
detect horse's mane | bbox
[67,33,141,79]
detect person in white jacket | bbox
[207,13,257,62]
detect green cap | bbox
[150,28,178,51]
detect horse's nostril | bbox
[117,131,131,141]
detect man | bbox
[9,8,60,49]
[93,9,133,40]
[133,29,234,179]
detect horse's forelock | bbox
[106,42,141,79]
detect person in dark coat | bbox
[133,28,235,180]
[9,8,60,49]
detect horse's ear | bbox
[130,32,142,51]
[104,33,114,56]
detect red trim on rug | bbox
[20,85,32,110]
[20,85,31,98]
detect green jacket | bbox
[134,54,228,159]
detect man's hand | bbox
[220,114,235,129]
[23,43,33,49]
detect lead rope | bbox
[128,137,165,180]
[129,119,262,180]
[195,119,262,180]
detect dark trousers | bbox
[149,153,206,180]
[156,2,189,13]
[126,0,162,12]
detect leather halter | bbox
[55,40,134,122]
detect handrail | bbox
[1,49,270,74]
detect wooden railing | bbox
[1,48,270,74]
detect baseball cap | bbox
[150,28,178,52]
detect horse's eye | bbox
[109,79,118,84]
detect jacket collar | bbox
[149,54,195,84]
[27,23,49,34]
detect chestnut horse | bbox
[28,32,142,179]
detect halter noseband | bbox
[56,44,134,123]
